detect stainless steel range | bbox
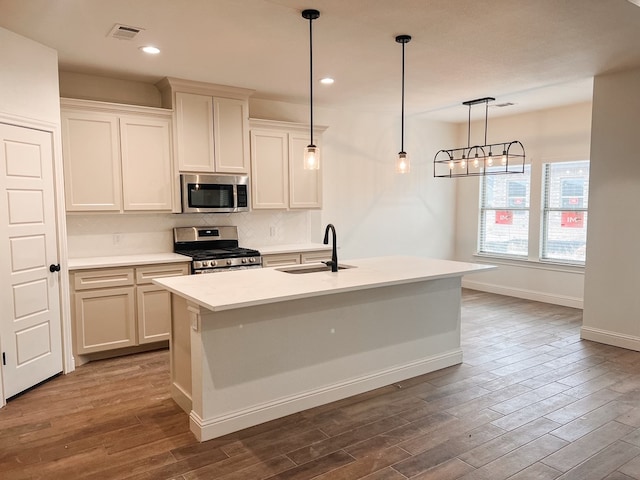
[173,226,261,274]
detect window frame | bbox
[477,165,532,259]
[540,160,590,265]
[476,159,589,268]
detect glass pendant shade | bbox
[304,144,320,170]
[396,151,410,174]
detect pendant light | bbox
[302,9,320,170]
[395,34,411,174]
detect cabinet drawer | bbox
[74,268,134,290]
[301,250,331,264]
[262,253,301,267]
[135,264,190,284]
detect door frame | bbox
[0,112,74,407]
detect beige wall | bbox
[454,102,592,308]
[582,68,640,351]
[0,27,60,124]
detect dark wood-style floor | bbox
[2,290,640,479]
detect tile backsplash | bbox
[66,210,318,258]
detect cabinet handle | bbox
[49,264,61,273]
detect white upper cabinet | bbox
[250,119,326,210]
[175,92,215,172]
[61,98,174,213]
[157,78,253,175]
[61,110,122,211]
[119,116,173,211]
[250,129,289,209]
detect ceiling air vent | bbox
[108,23,144,40]
[495,102,515,108]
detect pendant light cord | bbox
[400,40,405,152]
[308,15,314,146]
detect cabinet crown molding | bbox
[249,118,328,134]
[156,77,255,108]
[60,97,172,117]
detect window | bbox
[542,161,589,264]
[479,166,531,257]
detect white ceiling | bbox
[2,0,640,122]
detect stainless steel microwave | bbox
[180,174,250,213]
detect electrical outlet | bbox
[113,234,121,245]
[269,226,276,237]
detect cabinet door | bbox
[250,129,289,209]
[262,253,301,267]
[137,285,171,344]
[214,97,249,173]
[289,133,322,209]
[175,92,215,172]
[74,287,136,354]
[61,110,122,211]
[120,116,173,211]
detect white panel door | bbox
[0,123,63,398]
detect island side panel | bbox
[188,276,463,441]
[170,294,192,413]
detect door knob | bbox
[49,264,61,272]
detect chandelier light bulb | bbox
[501,150,508,165]
[487,152,493,166]
[460,159,466,169]
[473,156,479,168]
[448,160,454,170]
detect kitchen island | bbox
[153,256,494,441]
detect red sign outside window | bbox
[561,211,584,228]
[495,210,513,225]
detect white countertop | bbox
[153,255,495,312]
[68,253,192,270]
[252,243,331,255]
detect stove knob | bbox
[202,260,210,267]
[226,259,232,266]
[210,260,217,267]
[241,258,247,264]
[249,257,255,263]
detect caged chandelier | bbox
[433,97,525,178]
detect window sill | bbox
[472,252,585,274]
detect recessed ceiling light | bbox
[140,46,160,54]
[320,77,334,85]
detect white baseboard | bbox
[581,327,640,352]
[461,279,583,309]
[189,349,463,442]
[171,383,192,415]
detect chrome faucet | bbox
[323,223,338,272]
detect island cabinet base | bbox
[172,276,464,442]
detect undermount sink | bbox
[276,264,355,274]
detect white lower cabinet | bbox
[71,263,189,355]
[262,250,331,267]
